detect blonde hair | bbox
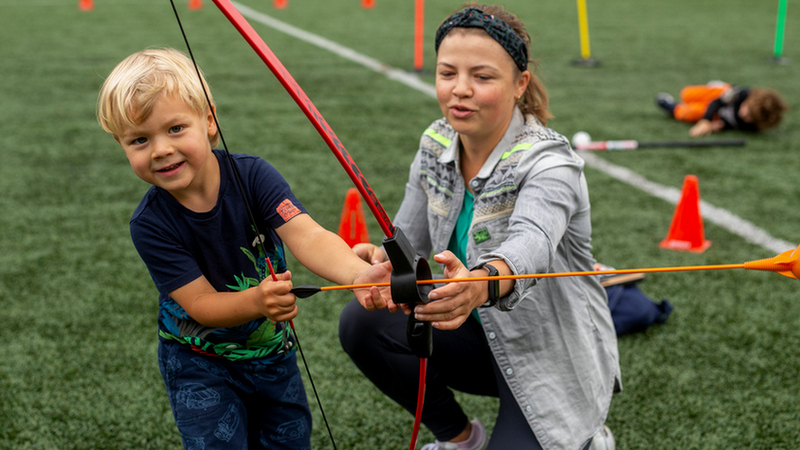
[464,4,552,125]
[97,48,219,147]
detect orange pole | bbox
[413,0,424,71]
[78,0,94,11]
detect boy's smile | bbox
[117,94,219,208]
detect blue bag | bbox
[605,282,673,336]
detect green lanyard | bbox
[446,189,481,323]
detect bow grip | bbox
[383,227,434,358]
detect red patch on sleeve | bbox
[276,199,301,222]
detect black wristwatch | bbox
[475,262,500,308]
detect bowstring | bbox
[168,2,337,448]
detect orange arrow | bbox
[291,244,800,297]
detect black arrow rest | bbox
[383,227,434,359]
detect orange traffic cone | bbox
[273,0,288,9]
[338,188,370,248]
[659,175,711,253]
[361,0,375,9]
[78,0,94,11]
[188,0,203,10]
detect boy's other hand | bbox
[352,260,394,312]
[352,243,387,265]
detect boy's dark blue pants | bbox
[158,342,312,450]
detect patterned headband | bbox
[434,7,528,72]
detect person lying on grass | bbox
[656,82,788,137]
[97,48,391,450]
[338,5,620,450]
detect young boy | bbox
[97,48,392,449]
[656,82,788,137]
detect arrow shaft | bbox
[319,263,747,292]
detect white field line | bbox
[578,153,793,253]
[231,1,794,254]
[231,2,436,98]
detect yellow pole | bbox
[576,0,591,60]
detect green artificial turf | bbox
[1,0,798,448]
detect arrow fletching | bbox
[291,285,323,298]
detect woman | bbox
[339,5,620,449]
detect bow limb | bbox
[205,0,433,322]
[211,0,394,237]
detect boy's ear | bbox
[114,136,120,144]
[206,104,217,136]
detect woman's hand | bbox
[409,251,489,330]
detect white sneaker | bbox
[421,418,489,450]
[588,425,615,450]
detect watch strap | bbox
[474,262,500,307]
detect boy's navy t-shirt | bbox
[130,150,306,361]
